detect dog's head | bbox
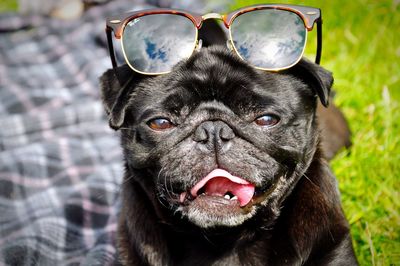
[100,46,333,229]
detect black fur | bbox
[100,46,357,265]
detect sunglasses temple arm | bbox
[106,27,126,87]
[315,19,322,65]
[106,28,118,69]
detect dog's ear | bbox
[289,59,333,107]
[99,65,146,130]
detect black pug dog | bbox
[100,43,357,264]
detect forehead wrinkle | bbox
[194,100,235,116]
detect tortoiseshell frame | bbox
[105,4,322,77]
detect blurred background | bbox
[0,0,399,265]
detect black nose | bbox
[193,121,235,151]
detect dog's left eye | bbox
[147,118,175,131]
[255,114,280,127]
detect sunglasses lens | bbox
[122,14,197,74]
[231,9,306,70]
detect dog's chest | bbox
[178,253,241,266]
[166,234,270,266]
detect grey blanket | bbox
[0,0,221,264]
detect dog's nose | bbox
[193,121,235,151]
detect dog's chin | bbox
[178,195,256,228]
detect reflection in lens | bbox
[122,14,197,74]
[230,9,306,70]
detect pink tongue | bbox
[190,169,255,207]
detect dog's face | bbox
[101,46,332,229]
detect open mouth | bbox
[179,169,269,208]
[176,168,281,228]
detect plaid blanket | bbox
[0,0,223,265]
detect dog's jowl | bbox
[100,46,358,265]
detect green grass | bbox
[0,0,17,12]
[1,0,399,264]
[229,1,400,265]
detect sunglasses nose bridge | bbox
[201,13,225,23]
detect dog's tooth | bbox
[231,196,238,201]
[224,194,231,200]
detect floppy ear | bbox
[289,59,333,107]
[99,65,146,130]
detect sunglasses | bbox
[106,4,322,75]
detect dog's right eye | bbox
[147,118,175,131]
[254,114,280,127]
